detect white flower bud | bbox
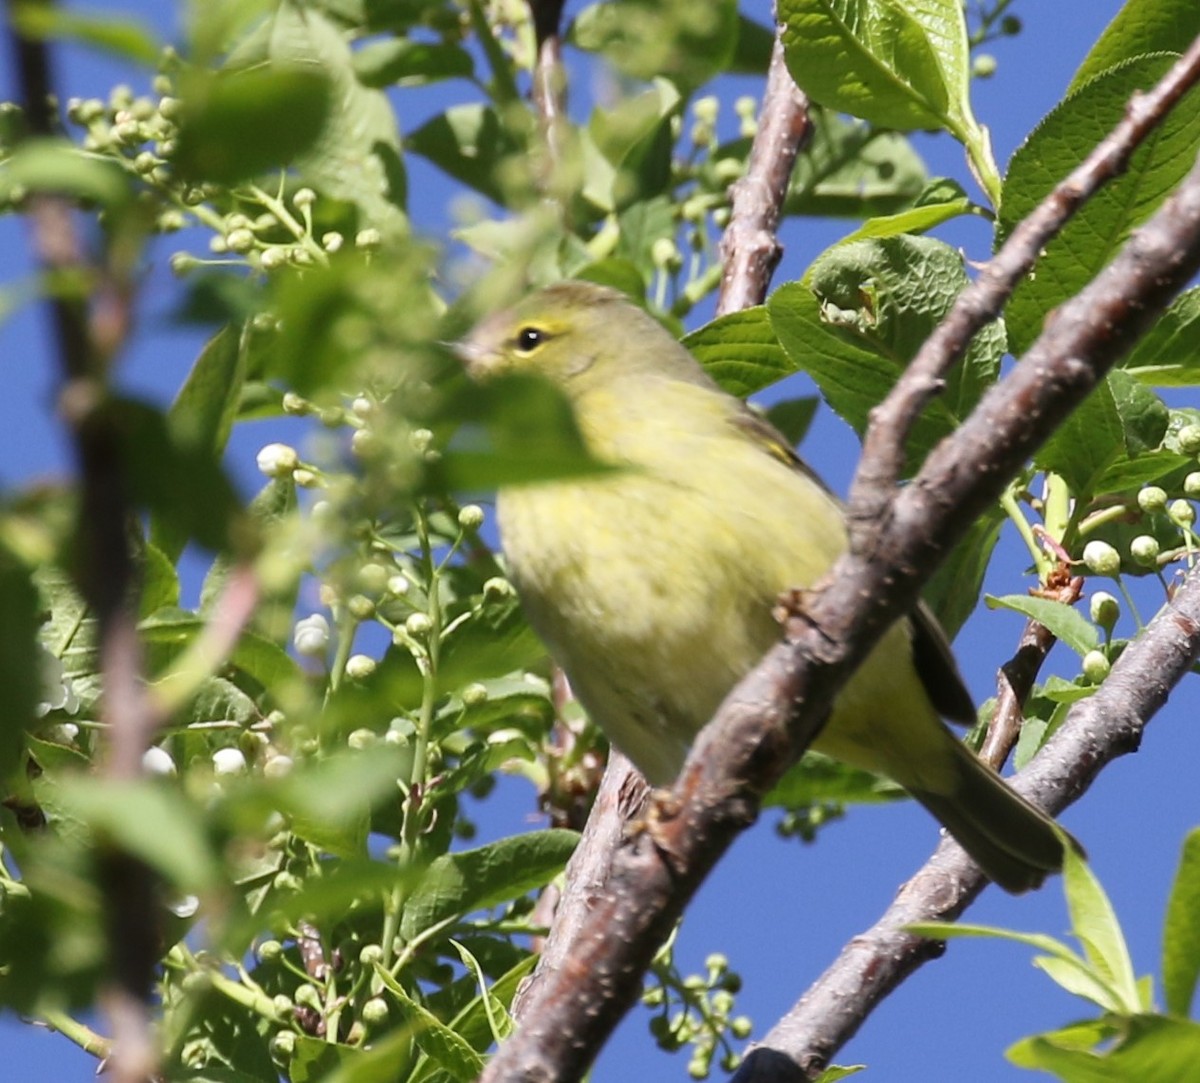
[461,682,488,706]
[387,574,410,596]
[293,613,331,656]
[263,754,294,779]
[143,745,177,775]
[1185,473,1200,498]
[212,747,247,775]
[345,654,377,680]
[256,442,299,478]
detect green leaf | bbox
[434,372,612,492]
[764,396,819,449]
[984,594,1099,656]
[765,751,901,809]
[1163,828,1200,1016]
[585,81,680,212]
[248,748,407,858]
[372,971,485,1081]
[570,0,738,90]
[1070,0,1200,93]
[0,137,133,208]
[10,3,160,63]
[1062,842,1142,1013]
[174,66,334,184]
[0,547,40,781]
[779,0,971,136]
[786,108,928,218]
[407,104,526,205]
[1035,370,1169,501]
[1124,288,1200,387]
[682,305,795,397]
[51,778,224,891]
[353,38,474,86]
[263,5,407,227]
[830,187,977,247]
[769,236,1003,473]
[139,610,298,692]
[1009,1015,1200,1082]
[730,15,776,74]
[923,504,1004,639]
[1001,54,1200,357]
[400,830,578,942]
[151,326,246,562]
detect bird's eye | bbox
[514,326,544,353]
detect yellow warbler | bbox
[460,281,1068,892]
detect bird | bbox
[457,280,1070,893]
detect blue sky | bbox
[6,2,1197,1080]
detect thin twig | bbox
[979,575,1083,770]
[9,7,151,1080]
[716,37,810,315]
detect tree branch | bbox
[734,562,1200,1081]
[848,34,1200,529]
[8,7,154,1080]
[480,59,1200,1079]
[716,36,810,316]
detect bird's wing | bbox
[728,402,977,727]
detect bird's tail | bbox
[908,737,1075,894]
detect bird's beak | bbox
[449,337,498,378]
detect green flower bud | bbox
[1178,424,1200,455]
[1081,540,1120,576]
[281,391,309,415]
[458,504,485,530]
[1137,485,1168,513]
[294,983,322,1010]
[1130,534,1161,567]
[257,939,283,962]
[269,1030,296,1061]
[361,997,389,1026]
[461,682,488,706]
[225,227,255,254]
[293,187,317,209]
[1169,498,1196,527]
[347,593,375,619]
[1082,649,1111,684]
[972,53,998,78]
[405,612,433,637]
[260,245,287,270]
[348,727,377,750]
[1089,591,1120,632]
[359,943,384,965]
